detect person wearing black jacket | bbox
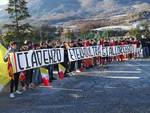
[4,41,22,98]
[24,41,34,89]
[76,39,83,72]
[140,38,150,58]
[47,40,57,81]
[61,42,70,77]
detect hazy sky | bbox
[0,0,8,5]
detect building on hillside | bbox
[91,25,135,40]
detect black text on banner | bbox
[12,48,64,73]
[68,46,102,62]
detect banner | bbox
[9,44,136,73]
[67,45,102,62]
[11,48,64,73]
[101,44,136,57]
[68,44,136,61]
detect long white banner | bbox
[67,45,102,62]
[10,44,136,73]
[68,44,136,62]
[10,48,64,73]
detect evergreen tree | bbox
[4,0,31,41]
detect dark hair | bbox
[10,41,17,46]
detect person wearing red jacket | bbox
[119,40,125,61]
[99,38,105,66]
[110,39,116,62]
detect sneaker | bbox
[15,90,22,95]
[71,72,75,76]
[68,73,72,76]
[22,87,26,91]
[10,93,15,98]
[76,70,81,73]
[29,84,34,89]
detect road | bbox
[0,59,150,113]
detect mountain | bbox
[0,0,150,26]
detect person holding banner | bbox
[110,39,116,62]
[24,41,34,89]
[47,40,56,81]
[32,43,42,86]
[91,39,97,66]
[19,45,28,91]
[135,39,141,58]
[62,42,70,77]
[84,38,92,69]
[119,39,125,61]
[4,41,22,98]
[69,41,76,75]
[99,38,105,65]
[76,39,83,72]
[103,39,110,65]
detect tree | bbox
[129,28,141,39]
[141,22,150,38]
[4,0,32,42]
[64,29,74,40]
[80,26,90,39]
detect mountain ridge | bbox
[0,0,150,25]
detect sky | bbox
[0,0,8,5]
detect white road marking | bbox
[70,93,82,98]
[126,62,143,72]
[94,71,141,74]
[107,65,150,67]
[79,71,141,75]
[37,102,103,109]
[105,76,140,79]
[39,86,53,88]
[136,68,142,71]
[94,91,104,93]
[39,86,83,92]
[104,86,117,89]
[128,62,150,76]
[37,104,75,109]
[130,59,150,61]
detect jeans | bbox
[26,69,33,87]
[32,68,42,85]
[48,65,54,79]
[77,60,82,69]
[143,47,149,58]
[70,61,75,72]
[10,72,20,93]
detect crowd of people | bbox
[3,37,149,98]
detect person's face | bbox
[79,40,82,44]
[48,42,51,46]
[43,43,47,48]
[28,43,32,47]
[12,44,17,49]
[111,39,114,42]
[24,46,28,50]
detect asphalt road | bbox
[1,59,150,113]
